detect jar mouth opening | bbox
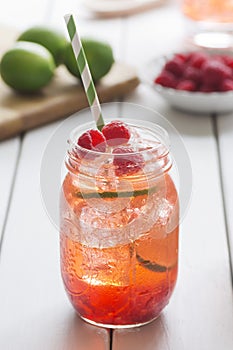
[68,118,170,157]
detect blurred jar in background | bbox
[181,0,233,49]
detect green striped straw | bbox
[64,14,105,131]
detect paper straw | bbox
[64,14,105,131]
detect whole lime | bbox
[0,41,56,93]
[17,26,68,66]
[64,38,114,82]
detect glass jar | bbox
[181,0,233,49]
[60,119,179,328]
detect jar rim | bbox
[68,118,170,157]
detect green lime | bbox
[17,26,68,66]
[0,41,55,93]
[64,38,114,82]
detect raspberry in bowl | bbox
[141,51,233,114]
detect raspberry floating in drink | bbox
[77,129,106,152]
[74,129,106,160]
[102,120,131,146]
[75,121,145,176]
[113,146,145,176]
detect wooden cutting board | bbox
[0,26,140,141]
[83,0,166,18]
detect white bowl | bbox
[141,55,233,114]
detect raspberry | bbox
[77,129,106,154]
[214,55,230,65]
[102,120,130,146]
[176,80,196,91]
[113,147,144,176]
[174,53,187,62]
[155,70,177,88]
[164,57,184,77]
[202,60,232,86]
[156,51,233,93]
[199,84,215,93]
[184,66,202,85]
[221,79,233,91]
[189,52,208,68]
[225,57,233,69]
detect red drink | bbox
[60,120,179,328]
[181,0,233,49]
[183,0,233,23]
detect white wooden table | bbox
[1,1,233,349]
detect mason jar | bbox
[60,119,179,328]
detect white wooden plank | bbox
[113,6,233,349]
[0,121,110,349]
[217,114,233,270]
[0,138,20,240]
[0,0,50,30]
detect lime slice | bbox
[136,253,176,273]
[74,185,157,199]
